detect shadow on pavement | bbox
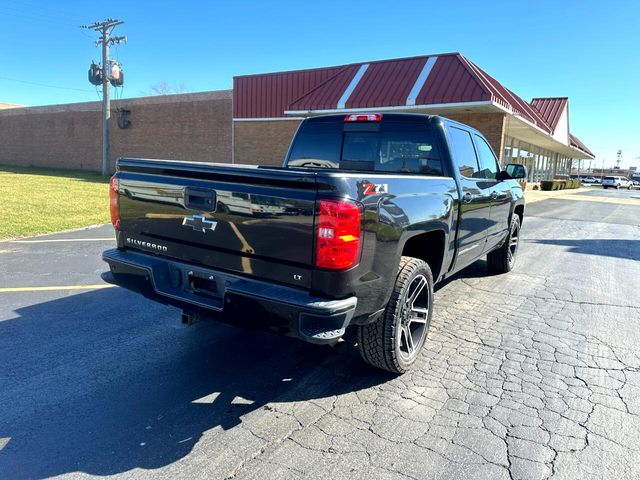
[527,239,640,261]
[0,287,393,479]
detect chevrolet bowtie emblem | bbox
[182,215,217,233]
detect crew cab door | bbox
[472,133,512,251]
[447,126,493,269]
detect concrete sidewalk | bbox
[524,186,590,204]
[525,186,640,205]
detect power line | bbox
[0,6,80,28]
[0,76,94,93]
[3,0,88,22]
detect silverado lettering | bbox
[125,238,168,252]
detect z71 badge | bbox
[360,182,388,195]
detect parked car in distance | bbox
[602,176,633,189]
[102,113,527,374]
[580,176,599,184]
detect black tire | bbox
[603,186,608,189]
[487,214,521,273]
[357,257,434,374]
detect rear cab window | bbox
[286,116,445,176]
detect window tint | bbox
[448,127,479,178]
[473,135,499,180]
[287,119,443,175]
[287,121,341,168]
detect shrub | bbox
[540,179,581,191]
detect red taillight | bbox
[344,113,382,122]
[109,175,120,229]
[315,199,362,270]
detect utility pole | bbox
[82,19,126,175]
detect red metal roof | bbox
[234,53,555,134]
[346,57,429,108]
[286,53,496,113]
[569,133,595,157]
[530,97,568,132]
[286,65,360,112]
[232,52,592,156]
[414,54,490,105]
[233,65,345,118]
[461,58,553,133]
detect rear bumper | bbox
[102,248,357,344]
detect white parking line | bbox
[11,238,114,244]
[0,284,116,293]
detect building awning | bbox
[569,134,595,157]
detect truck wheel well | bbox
[402,231,445,280]
[514,204,524,225]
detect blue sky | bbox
[1,0,638,167]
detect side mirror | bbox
[504,163,527,180]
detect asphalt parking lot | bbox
[1,189,639,479]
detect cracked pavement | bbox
[0,193,639,479]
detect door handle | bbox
[184,187,216,212]
[490,191,499,199]
[462,193,473,203]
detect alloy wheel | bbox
[507,223,520,266]
[397,274,430,360]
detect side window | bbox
[474,135,499,180]
[448,127,479,178]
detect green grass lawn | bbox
[0,165,110,239]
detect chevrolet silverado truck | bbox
[102,113,526,373]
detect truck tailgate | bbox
[115,158,318,288]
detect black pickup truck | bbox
[102,113,526,373]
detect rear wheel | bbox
[357,257,433,374]
[487,214,521,273]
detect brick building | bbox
[0,91,231,171]
[0,52,593,178]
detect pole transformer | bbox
[81,19,126,176]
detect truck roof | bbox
[302,112,478,135]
